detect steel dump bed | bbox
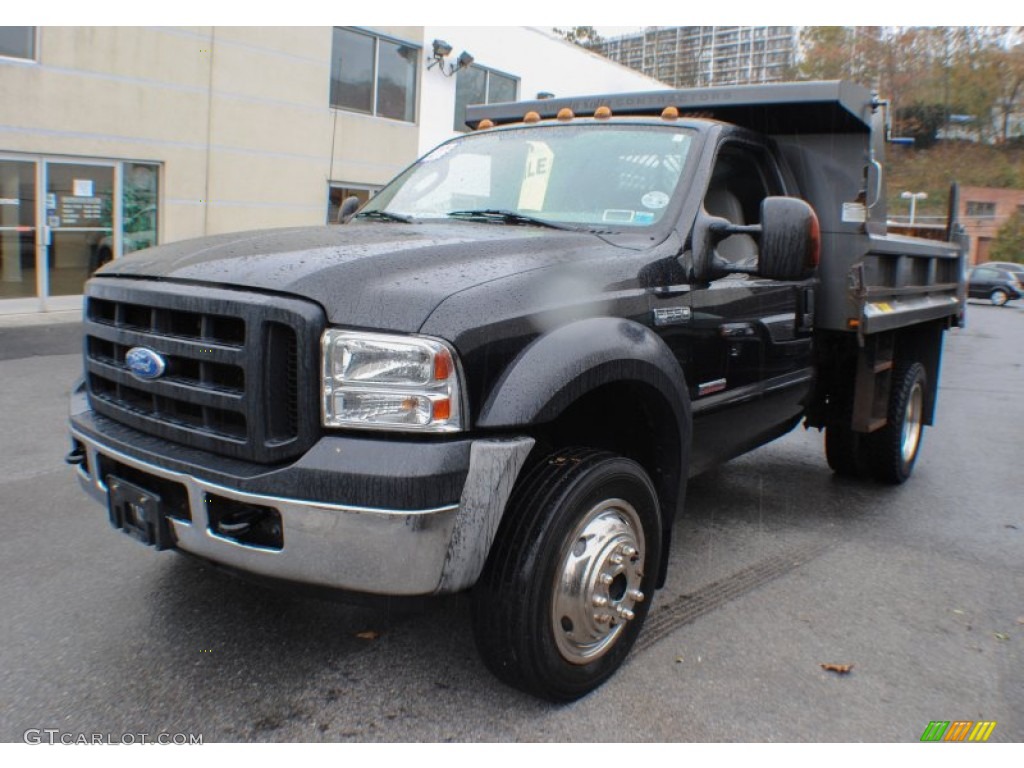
[468,80,967,335]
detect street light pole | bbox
[901,191,928,225]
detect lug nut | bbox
[627,589,645,603]
[620,545,637,557]
[593,613,612,624]
[610,554,624,565]
[619,608,635,621]
[592,596,608,607]
[599,573,614,586]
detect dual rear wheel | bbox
[825,362,927,485]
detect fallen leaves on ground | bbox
[820,663,854,674]
[355,630,380,640]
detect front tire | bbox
[471,449,661,702]
[990,288,1010,306]
[865,362,927,484]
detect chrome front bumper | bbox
[71,428,533,596]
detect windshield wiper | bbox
[446,209,570,230]
[355,209,414,223]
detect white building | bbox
[0,26,662,314]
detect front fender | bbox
[476,316,691,589]
[477,317,690,433]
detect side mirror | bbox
[685,208,740,284]
[683,196,819,284]
[338,196,361,224]
[758,197,819,281]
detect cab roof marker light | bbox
[523,111,541,124]
[594,106,613,120]
[556,108,574,121]
[477,119,494,130]
[661,106,680,120]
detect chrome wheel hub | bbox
[552,499,645,665]
[901,380,924,465]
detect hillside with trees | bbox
[797,27,1024,145]
[886,142,1024,219]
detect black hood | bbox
[96,222,628,332]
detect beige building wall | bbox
[0,26,422,244]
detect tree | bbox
[990,211,1024,263]
[896,103,952,148]
[552,27,603,50]
[798,26,1024,143]
[991,43,1024,143]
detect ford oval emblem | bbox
[125,347,167,380]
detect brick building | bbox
[958,187,1024,264]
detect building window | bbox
[122,163,160,255]
[966,201,996,218]
[0,27,35,61]
[330,28,418,123]
[453,65,519,132]
[327,183,379,224]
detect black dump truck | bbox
[68,81,966,701]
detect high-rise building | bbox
[596,26,798,88]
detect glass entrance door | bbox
[0,158,38,303]
[43,161,114,301]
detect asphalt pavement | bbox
[0,302,1021,742]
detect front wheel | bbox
[471,449,661,702]
[990,289,1010,306]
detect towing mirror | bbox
[687,209,739,284]
[686,196,819,284]
[758,197,820,281]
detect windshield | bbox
[361,124,695,229]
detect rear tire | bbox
[471,448,661,702]
[865,362,927,485]
[990,289,1009,306]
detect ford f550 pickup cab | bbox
[67,81,966,701]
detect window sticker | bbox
[517,141,554,211]
[634,211,655,224]
[641,191,669,210]
[602,209,635,223]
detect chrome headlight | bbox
[321,329,465,432]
